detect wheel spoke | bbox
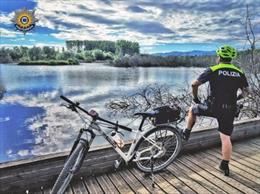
[135,127,182,172]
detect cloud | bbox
[126,20,173,34]
[127,5,147,13]
[6,149,12,155]
[0,27,20,37]
[1,0,260,48]
[33,0,175,45]
[17,149,30,157]
[0,13,13,24]
[69,13,120,25]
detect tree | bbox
[42,46,56,59]
[9,46,23,61]
[115,40,140,56]
[28,46,42,61]
[56,51,75,60]
[0,48,13,63]
[236,5,260,118]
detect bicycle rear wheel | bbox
[135,125,182,173]
[51,143,87,194]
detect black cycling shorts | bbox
[192,102,235,136]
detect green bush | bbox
[104,51,114,60]
[68,58,79,65]
[84,55,94,63]
[75,53,85,60]
[92,49,105,60]
[18,59,79,66]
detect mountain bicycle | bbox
[51,96,183,194]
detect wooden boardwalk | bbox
[37,137,260,194]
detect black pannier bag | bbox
[151,105,181,125]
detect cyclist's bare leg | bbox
[219,132,232,176]
[187,106,196,130]
[219,132,232,160]
[182,107,196,141]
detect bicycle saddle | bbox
[134,111,158,117]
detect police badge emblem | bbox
[11,8,38,34]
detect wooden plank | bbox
[27,186,45,194]
[197,152,259,194]
[76,160,116,177]
[0,151,118,192]
[71,178,88,194]
[0,161,64,182]
[204,151,260,190]
[119,169,150,194]
[167,162,211,194]
[44,185,73,194]
[234,141,260,152]
[250,139,260,146]
[33,191,44,194]
[176,158,227,194]
[232,145,260,162]
[180,156,236,194]
[128,167,165,194]
[107,171,134,194]
[83,176,103,194]
[0,155,66,169]
[151,172,181,194]
[158,168,196,194]
[212,147,260,172]
[184,154,245,194]
[248,138,260,145]
[44,188,51,194]
[207,149,260,178]
[96,174,119,194]
[66,185,74,194]
[228,147,260,166]
[247,142,260,149]
[0,170,57,192]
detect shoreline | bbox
[0,62,206,68]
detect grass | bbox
[18,59,79,66]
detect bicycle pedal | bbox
[114,159,122,169]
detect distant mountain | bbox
[154,50,215,57]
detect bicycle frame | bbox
[76,119,162,165]
[60,95,167,164]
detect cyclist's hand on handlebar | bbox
[235,104,243,117]
[193,97,201,104]
[237,94,244,101]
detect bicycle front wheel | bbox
[135,125,182,173]
[51,143,86,194]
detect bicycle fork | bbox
[71,128,96,174]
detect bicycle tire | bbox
[134,125,182,173]
[51,143,86,194]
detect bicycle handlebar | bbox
[60,95,132,132]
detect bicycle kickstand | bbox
[150,155,155,188]
[114,158,123,170]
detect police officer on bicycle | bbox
[182,45,249,176]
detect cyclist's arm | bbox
[192,67,212,98]
[237,87,249,101]
[237,73,249,100]
[191,80,202,98]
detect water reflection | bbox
[0,63,203,163]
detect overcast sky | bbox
[0,0,259,53]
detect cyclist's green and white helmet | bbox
[216,45,237,59]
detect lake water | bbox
[0,63,204,163]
